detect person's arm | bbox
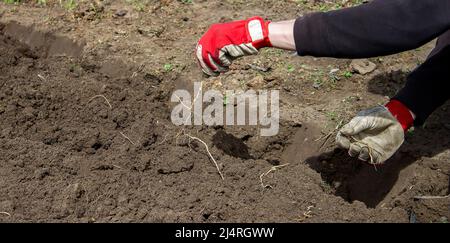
[393,31,450,126]
[268,20,296,51]
[196,0,449,75]
[294,0,450,58]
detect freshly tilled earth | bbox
[0,1,448,222]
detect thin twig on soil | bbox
[131,63,145,78]
[185,134,224,180]
[296,205,314,222]
[174,94,193,111]
[112,164,123,169]
[88,95,112,109]
[414,195,449,200]
[0,212,11,217]
[37,74,47,82]
[174,128,185,146]
[120,131,136,146]
[303,205,314,218]
[157,134,169,146]
[260,163,290,188]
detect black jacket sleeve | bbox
[294,0,450,58]
[393,31,450,126]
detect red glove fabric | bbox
[196,16,271,76]
[385,100,414,132]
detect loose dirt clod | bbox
[350,59,377,75]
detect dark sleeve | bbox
[294,0,450,58]
[393,31,450,126]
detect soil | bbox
[0,0,448,223]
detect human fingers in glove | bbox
[336,100,415,165]
[196,17,296,76]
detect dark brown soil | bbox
[0,1,448,223]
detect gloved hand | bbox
[196,16,272,76]
[336,100,414,165]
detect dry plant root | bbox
[172,82,224,180]
[260,163,290,188]
[88,95,112,109]
[119,131,137,146]
[315,120,344,151]
[37,74,47,82]
[414,194,450,200]
[185,134,224,180]
[296,205,314,222]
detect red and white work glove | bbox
[196,16,272,76]
[336,100,414,165]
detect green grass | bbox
[2,0,78,10]
[343,71,353,78]
[286,64,295,73]
[326,111,338,121]
[3,0,21,4]
[61,0,77,10]
[313,79,323,89]
[163,63,173,72]
[126,0,146,12]
[3,0,46,4]
[311,70,325,88]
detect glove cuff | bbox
[246,16,272,49]
[385,100,414,132]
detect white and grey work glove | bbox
[336,101,414,165]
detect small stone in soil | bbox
[114,10,128,17]
[350,59,377,75]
